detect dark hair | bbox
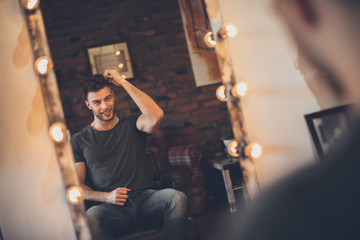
[83,74,110,98]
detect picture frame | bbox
[87,42,134,79]
[304,104,351,160]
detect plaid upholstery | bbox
[146,128,207,215]
[168,145,202,167]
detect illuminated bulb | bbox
[227,140,240,158]
[23,0,40,10]
[118,63,124,69]
[244,142,262,159]
[203,32,216,48]
[231,82,248,97]
[34,57,52,75]
[216,85,227,102]
[115,51,121,56]
[49,122,66,143]
[121,74,126,79]
[219,23,238,39]
[66,186,84,205]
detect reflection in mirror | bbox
[40,0,234,238]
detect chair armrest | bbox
[168,144,202,167]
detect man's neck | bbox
[91,116,119,131]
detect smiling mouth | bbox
[102,109,112,117]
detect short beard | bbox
[94,109,115,122]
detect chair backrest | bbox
[146,128,170,172]
[146,151,160,181]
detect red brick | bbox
[169,112,192,122]
[206,113,227,122]
[67,88,83,97]
[177,103,199,113]
[192,108,214,117]
[145,87,167,95]
[134,30,156,37]
[200,99,223,108]
[184,133,207,142]
[193,93,215,102]
[72,103,84,111]
[169,98,191,107]
[116,101,130,110]
[186,117,204,125]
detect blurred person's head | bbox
[275,0,360,112]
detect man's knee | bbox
[162,189,188,213]
[86,205,104,225]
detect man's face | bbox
[85,86,116,122]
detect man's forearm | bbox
[81,184,109,203]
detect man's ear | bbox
[276,0,319,28]
[85,100,92,110]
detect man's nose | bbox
[100,101,108,109]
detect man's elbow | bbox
[148,109,164,134]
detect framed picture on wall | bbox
[304,104,352,160]
[87,42,134,79]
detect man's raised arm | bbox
[104,69,164,134]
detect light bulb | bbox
[203,32,216,48]
[22,0,40,10]
[49,122,67,143]
[219,23,238,39]
[115,51,121,56]
[227,140,240,157]
[66,186,84,205]
[244,142,262,159]
[231,82,248,97]
[34,57,53,75]
[216,85,227,102]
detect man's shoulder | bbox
[71,125,91,142]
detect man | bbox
[70,70,188,240]
[233,0,360,239]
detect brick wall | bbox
[41,0,231,158]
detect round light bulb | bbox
[216,85,227,102]
[66,186,84,205]
[22,0,40,10]
[49,122,67,143]
[115,51,121,56]
[244,142,262,159]
[203,32,216,48]
[227,140,240,158]
[219,23,238,39]
[231,82,248,97]
[34,57,53,75]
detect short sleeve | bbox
[70,136,85,163]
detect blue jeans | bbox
[86,188,188,240]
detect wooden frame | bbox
[87,42,134,79]
[305,104,351,160]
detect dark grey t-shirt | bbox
[70,117,156,192]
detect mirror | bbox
[39,0,231,161]
[38,0,235,238]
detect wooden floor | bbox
[193,190,245,240]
